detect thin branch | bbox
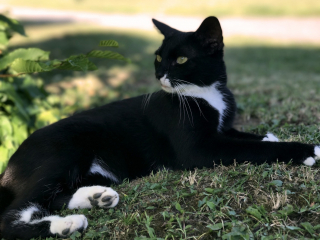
[0,73,26,78]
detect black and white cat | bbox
[0,16,319,239]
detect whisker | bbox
[176,83,193,126]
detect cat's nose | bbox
[156,72,164,80]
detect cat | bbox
[0,16,319,239]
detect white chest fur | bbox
[178,82,227,131]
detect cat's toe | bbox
[262,133,279,142]
[88,186,119,208]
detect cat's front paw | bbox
[68,186,119,209]
[302,146,320,166]
[262,133,279,142]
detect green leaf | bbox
[269,180,283,187]
[175,202,184,213]
[286,226,302,231]
[87,50,130,63]
[11,115,28,145]
[0,14,26,36]
[58,59,97,71]
[66,55,90,71]
[207,223,223,231]
[0,81,29,120]
[301,222,315,235]
[146,206,155,210]
[0,48,50,70]
[0,31,9,48]
[69,231,81,240]
[10,59,44,73]
[99,40,119,47]
[0,115,12,139]
[0,146,9,164]
[35,109,61,129]
[206,201,215,210]
[246,206,262,220]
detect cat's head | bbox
[152,17,226,94]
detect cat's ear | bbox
[194,16,224,50]
[152,19,178,38]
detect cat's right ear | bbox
[152,19,178,38]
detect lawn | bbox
[4,0,320,17]
[3,22,320,239]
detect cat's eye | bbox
[156,55,162,62]
[177,56,188,64]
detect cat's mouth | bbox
[161,84,174,93]
[161,84,170,89]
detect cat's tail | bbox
[0,173,14,216]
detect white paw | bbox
[49,214,88,236]
[315,146,320,160]
[68,186,119,209]
[303,157,316,166]
[262,133,279,142]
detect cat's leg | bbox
[224,128,279,142]
[1,201,88,240]
[182,137,320,168]
[1,186,119,239]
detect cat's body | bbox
[0,17,319,239]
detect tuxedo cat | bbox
[0,16,319,239]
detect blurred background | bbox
[1,0,319,117]
[0,0,320,171]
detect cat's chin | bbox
[161,85,175,93]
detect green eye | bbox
[156,55,162,62]
[177,56,188,64]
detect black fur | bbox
[0,16,318,239]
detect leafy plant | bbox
[0,14,129,173]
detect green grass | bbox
[4,23,320,239]
[5,0,320,17]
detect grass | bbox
[3,0,320,17]
[3,23,320,239]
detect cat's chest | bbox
[181,83,227,131]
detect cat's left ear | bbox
[152,19,179,38]
[194,16,224,50]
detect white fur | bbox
[160,78,227,131]
[315,146,320,160]
[18,205,39,223]
[68,186,119,209]
[89,160,119,183]
[262,133,279,142]
[160,74,172,90]
[180,83,226,131]
[45,215,88,236]
[14,205,87,236]
[303,157,316,166]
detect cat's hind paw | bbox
[68,186,119,209]
[303,157,316,166]
[301,146,320,166]
[262,133,279,142]
[49,215,88,237]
